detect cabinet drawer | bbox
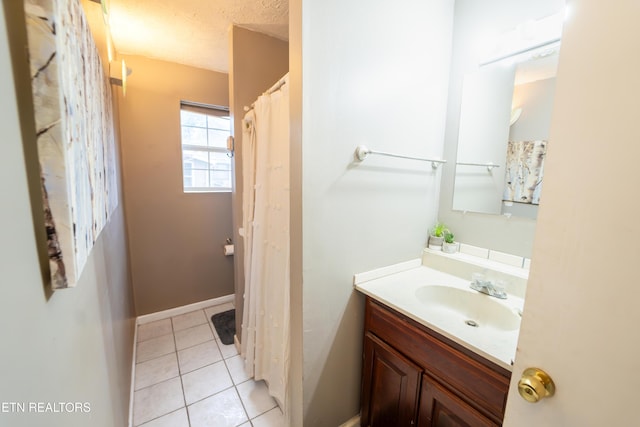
[365,298,510,421]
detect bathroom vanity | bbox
[362,298,509,426]
[355,252,527,426]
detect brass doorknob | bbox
[518,368,555,403]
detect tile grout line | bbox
[178,356,223,376]
[132,304,240,427]
[132,320,179,427]
[135,316,186,426]
[179,383,237,409]
[221,340,260,426]
[238,378,280,424]
[139,333,218,361]
[133,370,181,393]
[178,308,236,424]
[136,330,173,344]
[170,314,192,427]
[231,380,252,426]
[217,314,252,425]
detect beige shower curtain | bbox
[240,74,290,411]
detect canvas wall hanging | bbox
[24,0,118,288]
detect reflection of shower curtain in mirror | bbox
[241,75,290,409]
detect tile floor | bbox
[132,302,284,427]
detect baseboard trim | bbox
[339,414,361,427]
[136,294,235,325]
[129,295,235,426]
[234,334,241,354]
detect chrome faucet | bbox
[470,278,507,299]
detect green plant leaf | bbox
[432,222,448,237]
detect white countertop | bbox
[354,259,524,371]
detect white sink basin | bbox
[415,285,520,331]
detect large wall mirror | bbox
[452,12,562,220]
[439,1,566,258]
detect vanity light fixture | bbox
[106,28,114,62]
[121,58,127,96]
[481,10,564,67]
[88,0,108,21]
[85,1,130,95]
[109,59,132,96]
[510,108,522,126]
[88,0,116,71]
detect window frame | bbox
[180,102,232,193]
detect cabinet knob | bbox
[518,368,555,403]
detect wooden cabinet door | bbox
[418,374,499,427]
[361,332,422,427]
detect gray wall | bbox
[0,3,135,426]
[439,0,565,258]
[510,78,556,142]
[291,1,455,424]
[288,0,304,423]
[118,56,234,315]
[228,26,289,341]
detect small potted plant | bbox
[442,231,458,254]
[428,222,448,250]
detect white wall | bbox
[293,1,454,424]
[0,4,134,426]
[439,0,565,258]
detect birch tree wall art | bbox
[24,0,118,289]
[503,140,547,205]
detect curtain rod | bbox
[243,73,289,112]
[265,77,287,96]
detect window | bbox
[180,102,232,192]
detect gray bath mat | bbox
[211,309,235,345]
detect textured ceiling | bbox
[108,0,288,73]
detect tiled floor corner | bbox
[132,302,284,427]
